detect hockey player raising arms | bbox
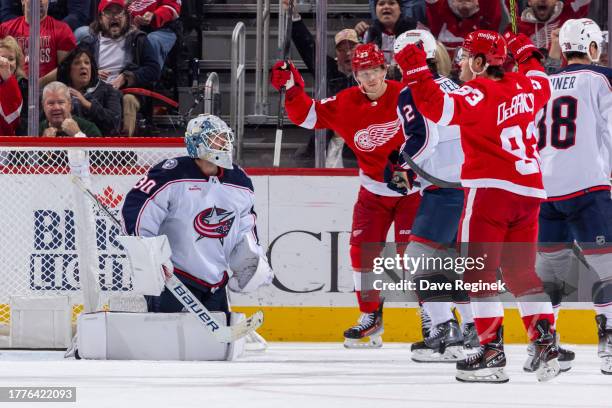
[534,18,612,375]
[121,115,273,317]
[391,29,478,362]
[395,31,559,382]
[270,44,421,348]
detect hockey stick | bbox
[273,0,294,167]
[70,175,264,343]
[509,0,518,35]
[401,151,461,189]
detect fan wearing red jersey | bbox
[270,44,421,348]
[395,31,560,382]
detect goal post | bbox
[0,137,185,348]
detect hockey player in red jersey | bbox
[395,30,560,382]
[270,43,421,348]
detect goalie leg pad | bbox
[76,311,243,360]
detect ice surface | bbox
[0,343,610,408]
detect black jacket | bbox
[79,28,161,88]
[72,80,122,136]
[291,18,357,96]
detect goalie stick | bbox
[70,175,264,343]
[273,0,294,167]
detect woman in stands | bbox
[57,46,123,136]
[0,36,24,136]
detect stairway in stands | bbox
[167,0,369,167]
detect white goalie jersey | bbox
[537,64,612,199]
[121,156,268,289]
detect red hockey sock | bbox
[356,290,380,313]
[521,314,555,342]
[473,316,504,345]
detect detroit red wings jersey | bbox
[285,80,411,196]
[127,0,181,29]
[0,75,22,135]
[0,16,75,78]
[410,70,551,198]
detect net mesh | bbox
[0,142,183,345]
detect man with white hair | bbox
[40,81,100,137]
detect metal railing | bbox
[203,72,220,115]
[231,22,246,161]
[255,0,271,115]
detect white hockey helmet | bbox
[185,114,235,169]
[393,29,437,59]
[559,18,604,62]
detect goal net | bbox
[0,137,184,348]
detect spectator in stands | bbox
[0,0,92,31]
[78,0,160,136]
[57,46,122,135]
[0,35,22,135]
[282,0,360,166]
[40,81,101,137]
[426,0,501,58]
[505,0,591,52]
[354,0,416,79]
[369,0,426,25]
[0,0,76,86]
[76,0,181,71]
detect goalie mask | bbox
[559,18,603,63]
[185,114,235,169]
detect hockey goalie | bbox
[75,114,273,360]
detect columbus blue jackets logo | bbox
[193,206,235,244]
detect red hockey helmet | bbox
[461,30,507,66]
[351,43,386,72]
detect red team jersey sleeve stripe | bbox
[285,86,338,130]
[0,75,22,125]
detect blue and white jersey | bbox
[121,156,261,286]
[397,75,464,191]
[537,64,612,199]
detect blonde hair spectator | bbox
[435,41,452,77]
[0,36,24,79]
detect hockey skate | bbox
[455,326,509,383]
[596,314,612,375]
[343,300,384,348]
[411,319,464,363]
[462,322,480,350]
[523,331,574,373]
[526,319,560,381]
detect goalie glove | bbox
[228,235,274,293]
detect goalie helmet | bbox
[394,29,437,59]
[559,18,603,62]
[185,114,235,169]
[461,30,507,66]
